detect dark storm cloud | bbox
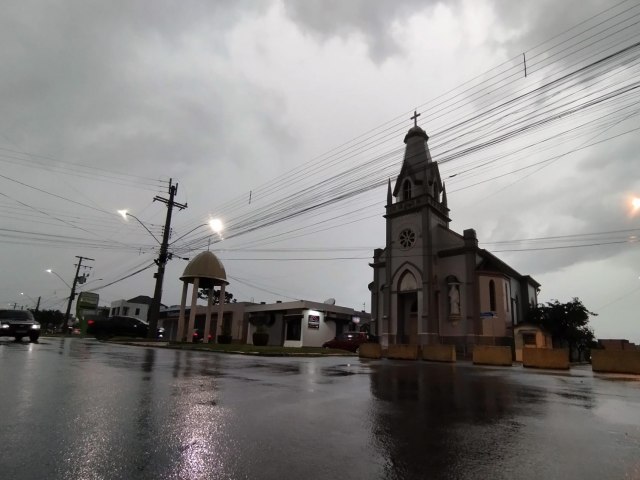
[0,0,293,174]
[281,0,621,63]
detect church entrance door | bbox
[397,292,418,344]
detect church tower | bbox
[371,112,450,346]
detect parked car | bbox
[87,316,164,339]
[0,309,41,342]
[322,331,377,353]
[190,328,212,343]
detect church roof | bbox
[404,125,429,143]
[438,243,539,286]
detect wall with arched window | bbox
[489,280,496,311]
[402,179,412,200]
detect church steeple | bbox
[387,178,392,205]
[392,110,434,199]
[442,182,448,208]
[387,110,451,227]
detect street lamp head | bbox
[117,209,129,221]
[46,268,72,289]
[208,218,223,234]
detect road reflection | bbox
[368,362,524,479]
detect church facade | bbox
[369,118,539,356]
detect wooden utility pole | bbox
[147,179,187,339]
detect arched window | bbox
[489,280,496,311]
[403,180,412,200]
[399,270,417,291]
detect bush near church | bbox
[525,298,596,362]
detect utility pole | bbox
[63,256,94,334]
[35,296,41,312]
[148,178,187,339]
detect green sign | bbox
[77,291,99,310]
[76,292,100,334]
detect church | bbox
[369,113,540,357]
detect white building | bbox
[245,300,370,348]
[109,295,154,321]
[160,299,370,346]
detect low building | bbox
[246,300,370,348]
[598,339,638,351]
[109,295,156,321]
[160,299,370,347]
[514,323,553,362]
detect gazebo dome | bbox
[180,251,228,288]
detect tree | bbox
[31,309,65,332]
[525,297,596,361]
[197,288,234,304]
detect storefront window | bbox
[286,318,301,340]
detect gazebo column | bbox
[203,287,213,344]
[177,281,189,341]
[187,277,200,343]
[216,283,226,341]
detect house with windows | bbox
[160,299,369,346]
[109,295,157,322]
[245,300,370,347]
[369,117,540,357]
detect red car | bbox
[322,332,377,353]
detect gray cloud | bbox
[281,0,449,61]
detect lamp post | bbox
[47,259,94,334]
[119,203,223,340]
[20,292,40,311]
[46,269,72,289]
[118,210,161,245]
[46,268,73,332]
[169,218,224,246]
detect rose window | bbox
[399,228,416,249]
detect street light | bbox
[46,269,72,289]
[20,292,39,311]
[118,209,161,245]
[47,267,87,333]
[169,218,224,245]
[119,206,223,339]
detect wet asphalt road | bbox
[1,338,639,480]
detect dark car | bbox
[189,328,212,343]
[87,316,164,339]
[322,331,377,353]
[0,309,41,342]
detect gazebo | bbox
[177,251,229,343]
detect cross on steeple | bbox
[410,110,421,127]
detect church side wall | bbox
[508,277,521,326]
[478,275,511,336]
[437,255,468,338]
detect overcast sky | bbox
[1,0,639,343]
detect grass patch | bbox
[77,335,356,356]
[159,341,353,356]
